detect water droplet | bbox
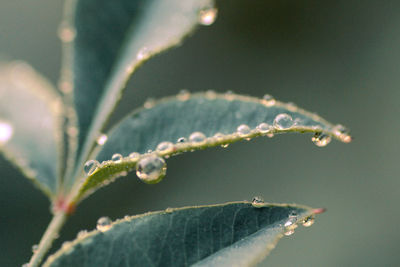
[273,113,294,130]
[136,155,167,184]
[111,153,123,162]
[32,244,38,253]
[205,90,217,99]
[96,134,108,145]
[189,131,206,144]
[257,123,272,134]
[302,216,315,227]
[213,132,224,141]
[97,216,112,232]
[237,124,251,137]
[129,152,140,161]
[198,6,218,26]
[77,230,88,238]
[283,228,296,236]
[225,90,235,100]
[262,94,276,106]
[144,98,155,109]
[57,22,76,43]
[177,137,186,143]
[311,132,332,147]
[165,207,173,213]
[251,196,265,208]
[333,124,352,143]
[0,120,13,144]
[177,89,190,101]
[156,141,174,153]
[84,160,99,176]
[137,46,150,60]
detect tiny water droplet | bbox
[32,244,38,253]
[97,216,112,232]
[177,137,186,143]
[284,228,295,236]
[257,123,272,134]
[189,131,206,144]
[0,120,13,144]
[205,90,217,99]
[96,134,108,145]
[213,132,224,141]
[262,94,276,106]
[198,6,218,26]
[144,98,155,109]
[84,160,99,176]
[251,196,265,208]
[225,90,235,100]
[129,152,140,161]
[136,155,167,184]
[333,124,352,143]
[311,132,332,147]
[156,141,174,153]
[111,153,123,162]
[137,46,150,60]
[237,124,251,137]
[273,113,294,130]
[177,89,190,101]
[77,230,88,238]
[165,207,173,213]
[57,21,76,43]
[302,216,315,227]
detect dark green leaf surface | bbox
[44,201,319,267]
[72,92,351,201]
[0,61,63,198]
[61,0,215,185]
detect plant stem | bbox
[28,211,68,267]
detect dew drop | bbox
[0,120,13,144]
[57,22,76,43]
[128,152,140,161]
[237,124,251,137]
[205,90,217,99]
[177,137,186,143]
[177,89,191,101]
[251,196,265,208]
[84,160,99,176]
[97,216,112,232]
[262,94,276,106]
[302,216,315,227]
[273,113,294,130]
[137,46,150,60]
[136,155,167,184]
[311,132,332,147]
[96,134,108,145]
[198,6,218,26]
[111,153,123,162]
[156,141,174,153]
[144,98,155,109]
[77,230,88,238]
[213,132,224,141]
[189,131,206,144]
[283,228,296,236]
[32,244,38,253]
[257,122,272,134]
[165,207,173,213]
[333,124,352,143]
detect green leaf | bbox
[71,92,351,201]
[0,61,63,198]
[44,201,321,267]
[60,0,216,186]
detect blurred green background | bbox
[1,0,399,266]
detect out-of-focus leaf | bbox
[71,92,351,201]
[0,61,63,198]
[60,0,216,186]
[44,201,321,267]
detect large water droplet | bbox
[84,160,99,176]
[273,113,294,130]
[97,216,112,232]
[57,22,76,43]
[96,134,108,145]
[311,132,332,147]
[137,46,150,60]
[0,120,13,144]
[136,155,167,184]
[257,122,272,134]
[189,131,206,144]
[111,153,123,162]
[251,196,265,208]
[262,94,276,106]
[302,216,315,227]
[198,6,218,26]
[237,124,251,137]
[156,141,174,153]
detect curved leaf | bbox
[44,201,321,267]
[60,0,216,186]
[70,92,351,201]
[0,61,63,198]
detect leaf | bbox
[0,61,63,198]
[60,0,216,185]
[43,201,322,267]
[70,92,351,202]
